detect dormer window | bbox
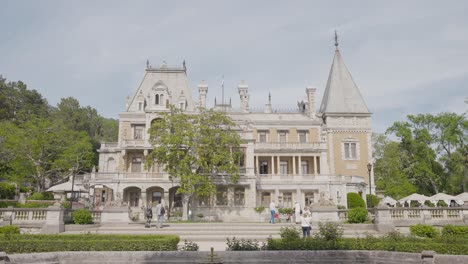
[155,94,165,105]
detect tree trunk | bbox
[182,194,191,221]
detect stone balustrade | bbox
[255,142,327,151]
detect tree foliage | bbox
[374,112,467,196]
[146,107,242,219]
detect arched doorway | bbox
[146,186,164,207]
[123,186,141,208]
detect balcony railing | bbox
[255,142,327,151]
[94,172,171,181]
[100,142,118,148]
[256,174,364,183]
[121,139,147,148]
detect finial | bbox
[268,92,271,104]
[334,30,339,49]
[146,59,149,69]
[183,60,186,71]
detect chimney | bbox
[306,87,316,118]
[198,81,208,109]
[238,80,249,113]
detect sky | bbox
[1,1,467,133]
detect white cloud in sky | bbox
[0,0,467,133]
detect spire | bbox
[268,92,271,104]
[334,30,339,49]
[319,36,370,115]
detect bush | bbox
[0,182,16,199]
[347,193,365,209]
[0,225,20,239]
[0,201,18,208]
[442,225,468,237]
[180,240,199,251]
[424,200,435,207]
[27,192,54,200]
[253,206,265,214]
[365,194,380,208]
[279,226,300,240]
[73,209,93,224]
[437,200,448,207]
[347,207,368,223]
[226,237,264,251]
[318,222,343,243]
[0,234,180,253]
[278,208,293,215]
[410,224,439,238]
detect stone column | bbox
[271,156,275,175]
[41,206,65,234]
[292,156,296,175]
[276,156,280,175]
[298,156,302,175]
[255,156,259,175]
[313,156,318,176]
[141,191,147,207]
[373,206,395,233]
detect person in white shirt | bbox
[155,200,165,228]
[301,212,312,238]
[269,201,276,224]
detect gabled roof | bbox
[319,48,370,115]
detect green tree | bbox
[146,107,241,220]
[0,117,94,191]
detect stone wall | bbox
[3,250,467,264]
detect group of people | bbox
[145,200,166,228]
[269,201,312,238]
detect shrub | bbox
[27,192,54,200]
[318,222,343,243]
[180,240,199,251]
[226,237,264,251]
[442,225,468,237]
[0,201,18,208]
[424,200,435,207]
[437,200,448,207]
[279,226,300,240]
[253,206,265,214]
[410,224,439,238]
[73,209,93,224]
[337,205,346,209]
[347,207,368,223]
[0,225,20,239]
[278,208,293,215]
[365,194,380,208]
[0,182,16,199]
[347,193,365,209]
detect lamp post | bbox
[70,165,77,213]
[367,163,372,209]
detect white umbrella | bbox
[380,196,397,206]
[398,193,430,206]
[429,193,456,206]
[47,181,87,192]
[455,192,468,205]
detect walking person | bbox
[155,200,165,228]
[145,203,153,228]
[269,201,276,224]
[301,211,312,238]
[294,201,301,224]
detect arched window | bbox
[107,157,116,172]
[155,94,160,105]
[160,94,164,106]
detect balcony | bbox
[93,172,171,181]
[255,142,326,152]
[121,139,148,148]
[256,174,364,184]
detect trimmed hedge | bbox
[266,237,468,255]
[0,202,51,208]
[73,209,93,224]
[442,225,468,236]
[0,234,179,253]
[365,194,380,208]
[347,207,368,223]
[27,192,54,201]
[347,193,365,209]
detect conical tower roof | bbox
[319,46,370,115]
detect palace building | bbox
[89,39,374,221]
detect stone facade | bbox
[88,44,373,222]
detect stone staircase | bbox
[63,222,380,251]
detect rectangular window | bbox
[278,131,287,143]
[261,192,271,207]
[197,195,211,206]
[133,125,145,139]
[298,131,307,143]
[258,131,267,143]
[301,161,309,174]
[234,187,245,206]
[280,161,288,175]
[216,186,228,206]
[344,142,357,160]
[304,192,315,207]
[260,161,269,174]
[279,192,292,208]
[131,157,142,172]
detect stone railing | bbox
[256,174,364,184]
[255,142,327,151]
[0,207,50,227]
[100,142,118,148]
[121,139,148,148]
[94,172,171,181]
[92,210,102,223]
